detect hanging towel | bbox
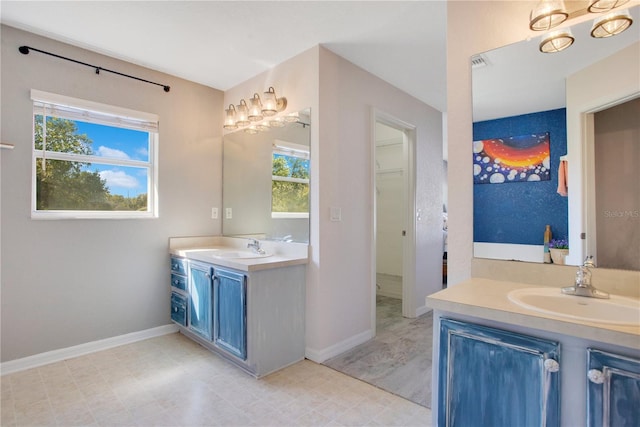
[557,159,568,196]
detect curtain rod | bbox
[19,45,170,93]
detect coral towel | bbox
[557,159,568,196]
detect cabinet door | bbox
[213,268,247,360]
[438,319,560,427]
[171,291,187,327]
[587,348,640,427]
[189,261,213,340]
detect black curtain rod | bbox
[19,45,170,93]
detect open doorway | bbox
[372,111,416,327]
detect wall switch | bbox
[225,208,233,219]
[211,207,218,219]
[330,207,342,222]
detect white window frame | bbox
[271,140,310,219]
[30,90,159,219]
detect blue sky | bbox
[74,121,150,197]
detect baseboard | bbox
[1,324,178,376]
[415,303,432,317]
[305,329,373,363]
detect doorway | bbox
[372,110,416,331]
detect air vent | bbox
[471,54,489,69]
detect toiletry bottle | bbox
[543,225,552,263]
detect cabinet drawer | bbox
[171,273,187,291]
[171,292,187,327]
[170,256,187,275]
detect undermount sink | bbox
[210,250,272,259]
[508,287,640,326]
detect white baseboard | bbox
[415,304,432,317]
[1,324,178,376]
[305,329,374,363]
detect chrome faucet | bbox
[247,239,266,255]
[561,256,609,299]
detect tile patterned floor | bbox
[1,332,432,426]
[323,296,433,408]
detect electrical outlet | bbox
[225,208,233,219]
[211,207,218,219]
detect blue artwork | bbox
[473,132,550,184]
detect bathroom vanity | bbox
[426,278,640,427]
[169,236,308,377]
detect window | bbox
[31,90,159,219]
[272,140,310,219]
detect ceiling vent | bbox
[471,54,489,69]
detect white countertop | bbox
[426,278,640,350]
[169,236,308,272]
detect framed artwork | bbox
[473,132,550,184]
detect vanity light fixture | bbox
[269,117,286,128]
[223,104,238,130]
[590,9,633,37]
[248,93,263,122]
[223,87,289,131]
[539,29,575,53]
[529,0,569,31]
[235,99,250,127]
[262,87,287,116]
[587,0,630,13]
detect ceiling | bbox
[0,0,448,112]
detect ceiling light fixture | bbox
[529,0,569,31]
[590,9,634,37]
[587,0,630,13]
[539,29,575,53]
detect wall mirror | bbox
[222,109,311,243]
[471,5,639,270]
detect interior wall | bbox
[0,25,223,362]
[446,0,537,286]
[313,46,442,360]
[473,108,568,245]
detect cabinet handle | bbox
[544,358,560,372]
[588,369,605,384]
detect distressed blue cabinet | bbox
[438,318,560,427]
[587,348,640,427]
[213,268,247,360]
[189,261,213,340]
[170,291,187,326]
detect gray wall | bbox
[0,25,224,362]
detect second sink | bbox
[508,287,640,326]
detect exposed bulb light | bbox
[539,29,575,53]
[262,87,287,116]
[223,104,238,130]
[235,99,250,127]
[587,0,630,13]
[529,0,569,31]
[248,93,263,122]
[591,10,633,37]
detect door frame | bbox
[371,108,417,335]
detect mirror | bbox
[222,109,311,243]
[472,6,639,269]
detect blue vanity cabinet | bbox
[438,318,560,427]
[170,256,188,326]
[188,261,214,341]
[213,268,247,360]
[587,348,640,427]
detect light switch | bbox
[211,207,218,219]
[330,207,341,222]
[225,208,233,219]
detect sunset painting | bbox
[473,132,550,184]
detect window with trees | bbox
[272,141,310,218]
[31,90,159,219]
